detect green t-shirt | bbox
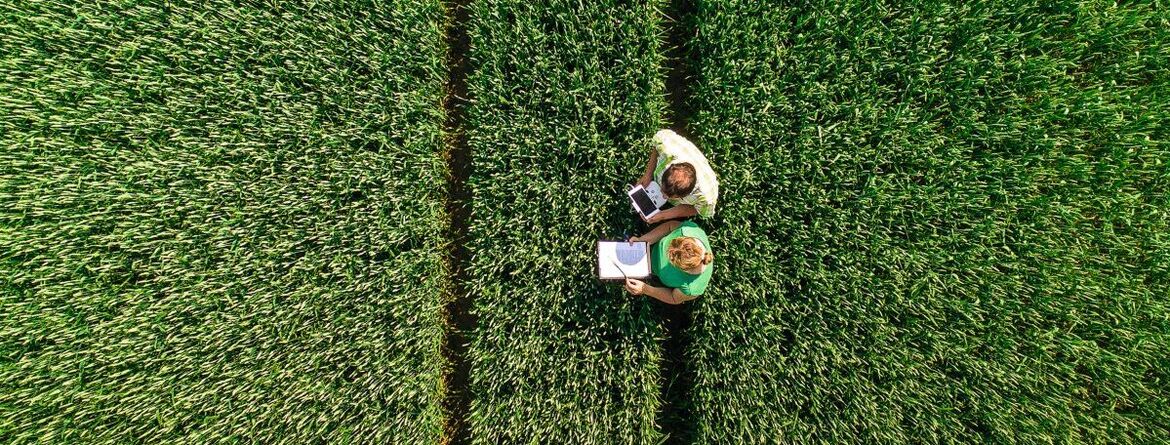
[651,221,713,296]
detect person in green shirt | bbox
[623,220,713,304]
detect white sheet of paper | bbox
[598,241,650,279]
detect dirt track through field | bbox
[440,0,699,442]
[440,0,475,443]
[657,0,700,442]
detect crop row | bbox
[0,1,451,443]
[685,1,1170,443]
[461,0,670,443]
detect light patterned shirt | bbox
[652,129,719,218]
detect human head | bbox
[661,162,696,199]
[667,236,714,270]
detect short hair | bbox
[662,163,696,198]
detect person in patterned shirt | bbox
[635,129,719,223]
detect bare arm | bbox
[647,204,698,224]
[639,147,659,187]
[627,280,698,305]
[631,220,679,245]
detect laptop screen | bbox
[630,187,659,216]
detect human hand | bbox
[645,213,662,224]
[628,236,641,244]
[624,279,645,296]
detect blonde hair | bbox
[667,236,713,270]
